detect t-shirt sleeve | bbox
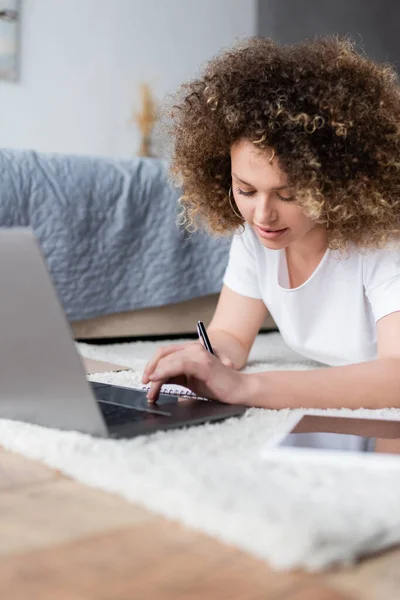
[363,247,400,322]
[223,226,262,299]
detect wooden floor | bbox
[0,447,398,600]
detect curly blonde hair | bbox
[164,35,400,251]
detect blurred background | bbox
[1,0,399,159]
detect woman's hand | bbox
[142,340,234,397]
[141,342,251,405]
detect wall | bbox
[257,0,400,67]
[0,0,257,157]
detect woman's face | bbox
[230,139,321,251]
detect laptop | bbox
[0,228,246,438]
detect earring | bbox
[269,148,275,164]
[228,186,244,220]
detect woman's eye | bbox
[236,187,255,197]
[276,193,296,202]
[235,187,296,201]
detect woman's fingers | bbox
[150,345,212,382]
[213,348,234,369]
[142,342,196,383]
[146,375,188,403]
[146,379,166,402]
[145,344,232,403]
[220,356,234,368]
[147,347,204,402]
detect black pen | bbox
[196,320,215,355]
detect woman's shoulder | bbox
[351,242,400,289]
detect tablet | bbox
[261,414,400,465]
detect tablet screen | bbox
[278,415,400,455]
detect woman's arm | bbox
[207,285,269,370]
[247,311,400,409]
[143,285,268,399]
[247,356,400,409]
[147,305,400,409]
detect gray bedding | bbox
[0,148,232,321]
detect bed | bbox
[0,148,275,338]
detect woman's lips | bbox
[256,225,288,239]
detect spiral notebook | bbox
[82,355,206,399]
[141,383,206,400]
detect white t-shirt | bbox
[223,225,400,366]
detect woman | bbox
[142,35,400,409]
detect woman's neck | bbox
[285,226,328,266]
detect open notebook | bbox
[140,383,205,399]
[82,356,204,399]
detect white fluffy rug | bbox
[1,332,400,572]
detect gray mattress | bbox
[0,148,232,321]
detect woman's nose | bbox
[254,196,278,223]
